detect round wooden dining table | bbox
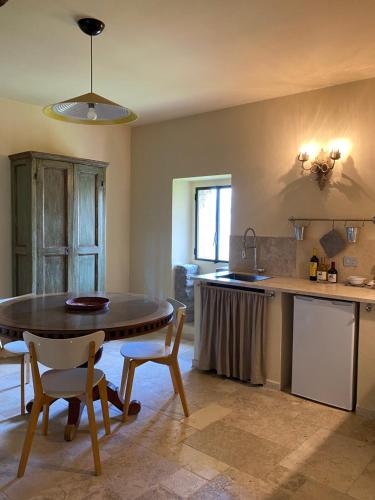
[0,292,173,440]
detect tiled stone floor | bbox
[1,331,375,499]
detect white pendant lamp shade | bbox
[43,18,137,125]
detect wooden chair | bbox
[0,296,31,415]
[18,330,110,478]
[1,340,30,414]
[120,298,189,421]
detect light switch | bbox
[343,256,358,267]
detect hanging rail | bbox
[289,216,375,224]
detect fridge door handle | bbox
[331,301,352,307]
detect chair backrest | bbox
[166,298,186,357]
[0,295,34,350]
[167,298,186,327]
[23,331,105,369]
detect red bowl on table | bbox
[65,296,110,312]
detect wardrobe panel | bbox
[42,165,69,248]
[43,255,68,294]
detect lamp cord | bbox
[90,35,93,93]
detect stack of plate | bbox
[347,276,367,286]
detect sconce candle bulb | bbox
[329,149,341,161]
[298,151,309,162]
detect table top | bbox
[0,293,173,340]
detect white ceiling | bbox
[1,0,375,125]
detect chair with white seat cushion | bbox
[0,296,32,415]
[18,330,110,478]
[2,340,30,414]
[120,298,189,421]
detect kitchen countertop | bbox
[192,271,375,304]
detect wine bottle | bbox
[309,248,319,281]
[317,256,328,282]
[328,261,338,283]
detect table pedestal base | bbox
[26,382,142,441]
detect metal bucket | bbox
[294,224,305,241]
[345,226,359,243]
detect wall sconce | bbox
[297,147,341,189]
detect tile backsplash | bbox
[230,235,375,282]
[296,238,375,282]
[230,236,297,277]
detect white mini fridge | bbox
[292,295,358,410]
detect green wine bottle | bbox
[309,248,319,281]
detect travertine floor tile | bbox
[226,467,292,499]
[281,428,375,492]
[160,468,206,498]
[184,403,233,430]
[29,481,123,500]
[119,409,197,450]
[185,420,290,479]
[280,429,332,470]
[348,457,375,500]
[156,443,229,480]
[223,407,319,449]
[219,391,302,421]
[333,415,375,444]
[290,479,355,500]
[293,400,350,431]
[135,485,182,499]
[265,465,307,493]
[193,467,291,500]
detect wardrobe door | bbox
[36,160,74,294]
[73,164,105,293]
[11,159,33,295]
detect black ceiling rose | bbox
[78,18,105,37]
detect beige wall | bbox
[131,78,375,296]
[171,179,192,270]
[0,98,131,296]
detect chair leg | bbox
[42,398,51,436]
[169,365,179,394]
[98,378,111,435]
[20,356,25,416]
[86,396,101,476]
[120,357,130,399]
[17,397,43,477]
[25,354,31,384]
[122,361,136,423]
[172,360,190,417]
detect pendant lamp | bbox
[43,18,137,125]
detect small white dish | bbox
[347,276,367,286]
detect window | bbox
[194,186,232,262]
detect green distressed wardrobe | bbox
[9,151,108,295]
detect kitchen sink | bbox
[220,273,272,282]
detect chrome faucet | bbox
[242,227,264,274]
